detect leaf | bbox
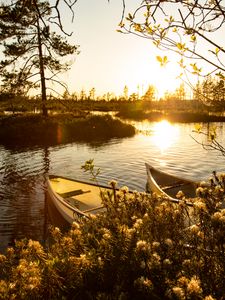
[176,73,183,79]
[156,55,168,66]
[127,13,133,21]
[156,56,162,63]
[194,123,202,133]
[215,72,225,80]
[191,35,196,42]
[190,63,201,75]
[163,56,168,63]
[134,24,142,32]
[178,58,186,68]
[176,43,186,51]
[153,40,160,47]
[118,22,124,28]
[215,47,220,55]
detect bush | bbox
[0,181,225,299]
[0,114,135,148]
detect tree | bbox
[123,85,128,100]
[175,83,186,100]
[213,79,225,108]
[129,92,138,101]
[89,87,96,100]
[80,89,86,100]
[193,80,203,102]
[142,84,156,101]
[0,0,79,116]
[120,0,225,81]
[202,76,215,103]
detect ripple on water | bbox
[1,121,225,252]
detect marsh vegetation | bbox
[0,180,225,299]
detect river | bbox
[0,118,225,252]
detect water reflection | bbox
[152,120,180,152]
[1,120,225,253]
[0,147,50,252]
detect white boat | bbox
[145,163,197,204]
[46,175,111,224]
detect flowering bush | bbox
[0,182,225,299]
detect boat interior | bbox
[49,176,107,214]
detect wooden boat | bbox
[46,175,112,224]
[145,163,197,204]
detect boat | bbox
[46,175,112,224]
[145,163,197,204]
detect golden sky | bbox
[63,0,185,98]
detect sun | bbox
[125,54,182,99]
[151,120,180,152]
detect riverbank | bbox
[0,114,135,148]
[116,110,225,123]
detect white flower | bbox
[190,224,199,234]
[136,240,147,252]
[165,238,173,247]
[120,186,129,193]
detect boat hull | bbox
[46,175,112,224]
[46,177,89,224]
[145,163,197,203]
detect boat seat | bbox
[83,205,105,214]
[64,197,91,211]
[59,189,91,198]
[162,181,189,191]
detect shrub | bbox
[0,181,225,299]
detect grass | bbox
[0,114,135,148]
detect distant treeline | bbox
[0,93,213,115]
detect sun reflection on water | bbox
[152,120,179,152]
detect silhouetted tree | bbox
[0,0,79,116]
[123,85,128,100]
[142,84,156,101]
[175,83,186,100]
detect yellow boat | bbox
[145,163,197,204]
[46,175,110,224]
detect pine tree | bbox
[0,0,79,116]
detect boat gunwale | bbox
[48,174,113,191]
[145,163,194,207]
[46,175,90,218]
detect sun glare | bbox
[152,120,179,152]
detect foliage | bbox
[192,124,225,156]
[142,85,156,101]
[120,0,225,79]
[1,179,225,299]
[81,159,101,182]
[119,0,225,108]
[0,0,79,115]
[193,77,225,109]
[0,114,135,148]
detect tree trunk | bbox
[37,18,48,117]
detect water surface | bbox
[0,119,225,252]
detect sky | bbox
[61,0,185,98]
